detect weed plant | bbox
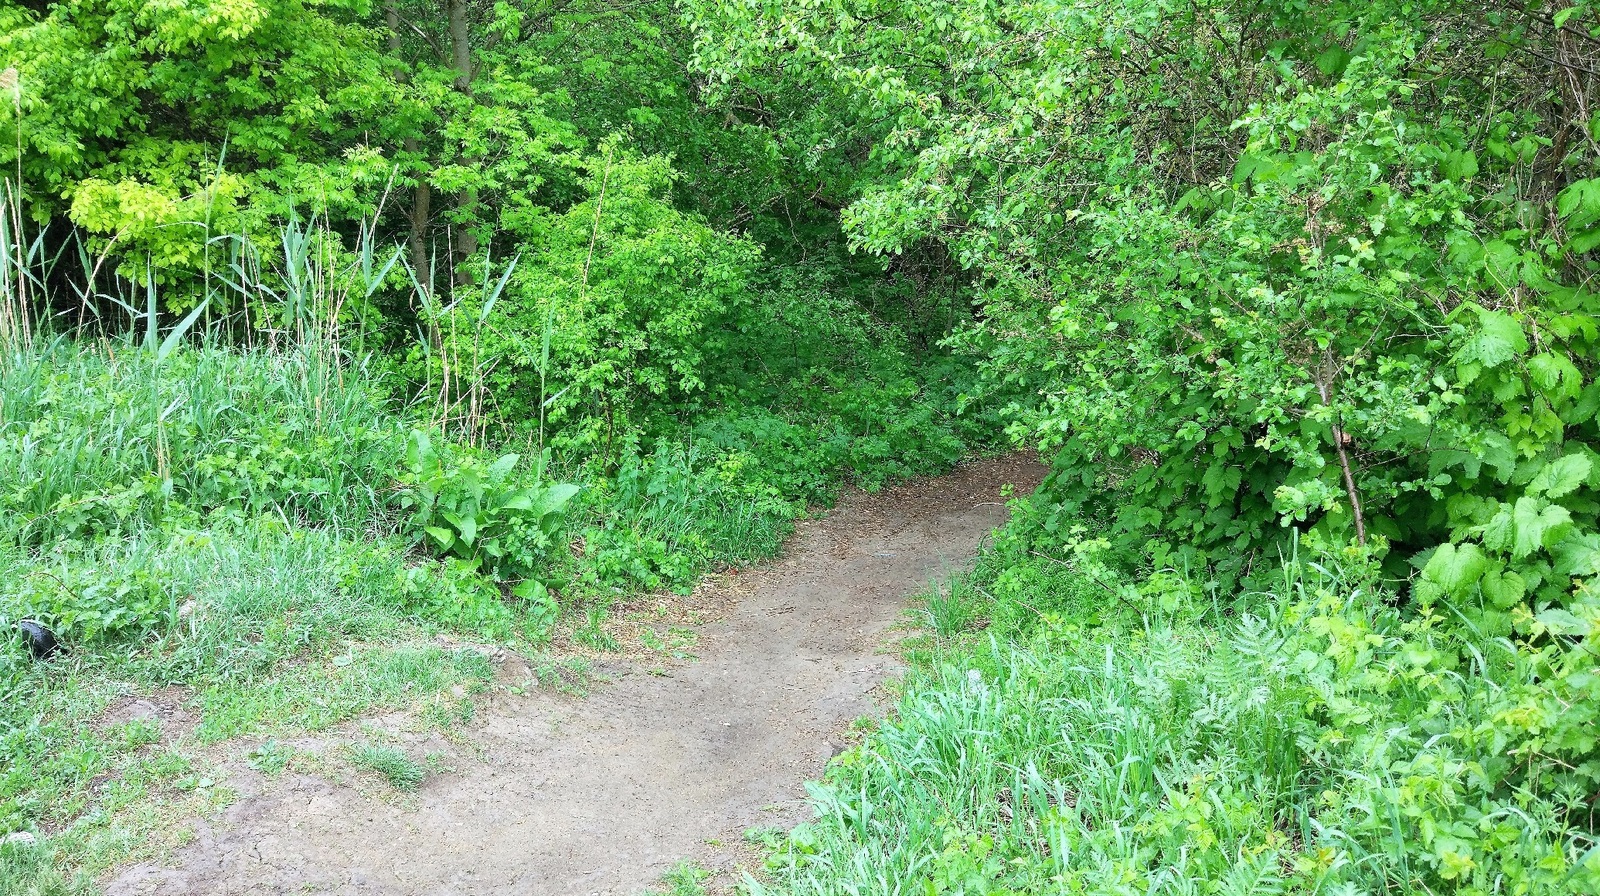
[652,860,711,896]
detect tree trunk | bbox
[386,1,433,297]
[448,0,479,284]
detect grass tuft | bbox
[348,745,425,792]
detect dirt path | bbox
[106,454,1044,896]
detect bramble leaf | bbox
[1529,455,1592,499]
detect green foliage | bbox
[0,838,94,896]
[422,150,758,450]
[684,0,1600,701]
[757,548,1600,896]
[1,0,400,259]
[399,429,579,584]
[0,339,400,553]
[652,861,711,896]
[246,738,293,776]
[565,444,796,594]
[349,744,426,791]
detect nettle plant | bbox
[397,429,579,598]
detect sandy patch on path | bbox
[105,453,1045,896]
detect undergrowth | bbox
[751,503,1600,895]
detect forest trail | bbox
[105,454,1045,896]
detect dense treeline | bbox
[3,0,1600,892]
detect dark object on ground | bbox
[17,620,61,660]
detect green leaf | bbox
[406,429,433,470]
[1567,228,1600,255]
[1481,504,1514,553]
[425,525,456,551]
[536,482,582,515]
[1459,307,1528,371]
[1535,607,1590,636]
[457,513,478,547]
[1481,567,1526,609]
[512,579,549,602]
[1557,178,1600,230]
[1553,532,1600,576]
[1441,150,1478,182]
[500,492,535,512]
[1529,455,1592,498]
[155,296,213,365]
[1421,542,1491,599]
[1511,496,1573,559]
[1528,353,1583,404]
[488,453,520,480]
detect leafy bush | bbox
[398,429,579,586]
[425,151,761,451]
[565,444,797,593]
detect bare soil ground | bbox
[105,453,1045,896]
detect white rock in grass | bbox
[3,831,38,847]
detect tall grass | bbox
[755,556,1600,895]
[754,622,1307,894]
[0,182,40,354]
[0,338,403,547]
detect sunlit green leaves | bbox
[1528,454,1592,499]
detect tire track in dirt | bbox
[106,453,1045,896]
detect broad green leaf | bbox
[536,482,582,515]
[1459,307,1527,371]
[501,492,535,512]
[1528,353,1583,404]
[1557,178,1600,229]
[155,296,213,365]
[512,580,549,602]
[1553,532,1600,576]
[488,454,520,479]
[425,526,456,551]
[1422,542,1490,599]
[1511,496,1573,559]
[1481,504,1514,553]
[1481,568,1526,609]
[1535,607,1591,636]
[1529,455,1592,498]
[1441,150,1478,182]
[1567,228,1600,255]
